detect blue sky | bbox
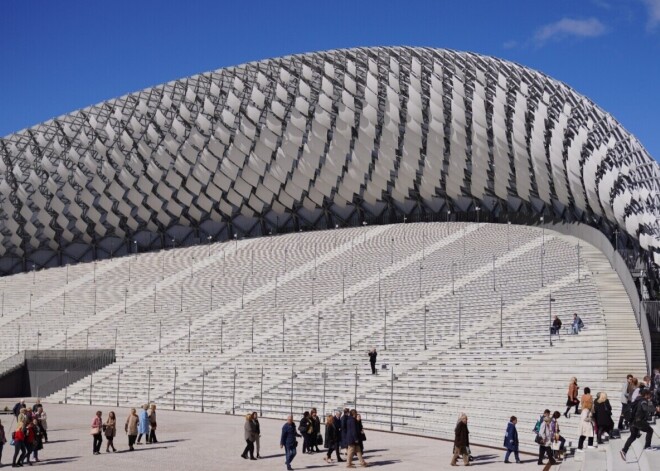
[1,0,659,159]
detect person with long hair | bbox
[594,392,614,444]
[148,404,158,444]
[137,404,149,444]
[91,411,103,455]
[324,415,338,463]
[125,408,139,451]
[241,413,257,460]
[564,377,579,417]
[105,411,117,452]
[451,413,470,467]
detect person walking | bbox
[594,392,614,444]
[251,412,262,459]
[356,413,366,453]
[35,407,47,443]
[311,408,321,453]
[537,416,557,466]
[280,415,301,471]
[12,420,26,467]
[618,374,634,429]
[564,377,579,418]
[324,415,339,463]
[91,410,103,455]
[581,387,594,412]
[299,411,312,454]
[30,418,43,463]
[23,419,35,466]
[105,411,117,452]
[125,408,139,451]
[577,406,595,451]
[148,404,158,444]
[0,419,6,466]
[345,409,368,468]
[241,413,257,460]
[137,404,149,444]
[620,389,655,460]
[368,348,377,374]
[550,411,566,460]
[11,400,25,419]
[503,416,521,464]
[451,413,470,467]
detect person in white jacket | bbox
[577,408,595,450]
[537,416,557,466]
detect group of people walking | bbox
[6,399,48,467]
[278,408,368,470]
[91,403,157,454]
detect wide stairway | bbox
[0,222,647,454]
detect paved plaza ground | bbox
[0,402,557,470]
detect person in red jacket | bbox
[24,420,36,465]
[12,420,26,467]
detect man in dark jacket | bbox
[340,408,350,448]
[344,409,368,467]
[620,389,654,461]
[333,410,344,462]
[12,399,25,418]
[311,408,321,452]
[368,348,377,374]
[280,415,301,471]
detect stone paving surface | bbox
[0,402,559,470]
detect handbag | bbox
[90,427,100,435]
[551,442,561,451]
[316,433,323,445]
[360,431,367,442]
[534,434,544,445]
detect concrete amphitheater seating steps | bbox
[0,223,647,457]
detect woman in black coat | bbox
[324,415,338,463]
[594,392,614,444]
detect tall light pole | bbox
[500,294,504,348]
[147,368,152,404]
[210,283,214,311]
[451,262,456,295]
[549,293,556,346]
[188,316,192,353]
[153,284,157,313]
[220,319,225,354]
[492,255,496,291]
[317,312,323,352]
[390,237,394,265]
[281,313,285,353]
[321,367,328,418]
[259,366,264,416]
[577,243,581,283]
[384,308,388,351]
[378,268,382,301]
[311,275,315,305]
[423,305,429,350]
[342,270,345,303]
[390,367,399,431]
[201,367,207,412]
[458,300,462,349]
[173,366,177,410]
[158,320,162,353]
[419,261,423,299]
[289,367,296,416]
[349,311,353,351]
[251,314,255,353]
[354,367,359,409]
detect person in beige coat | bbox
[125,409,139,451]
[577,408,594,450]
[241,414,258,460]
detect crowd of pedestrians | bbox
[89,402,158,455]
[7,399,48,467]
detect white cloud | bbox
[534,17,607,44]
[642,0,660,30]
[502,40,518,49]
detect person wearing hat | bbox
[620,388,655,461]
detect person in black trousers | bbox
[300,411,312,454]
[241,414,257,460]
[620,389,655,461]
[324,415,338,463]
[333,410,345,462]
[368,348,377,374]
[311,409,321,452]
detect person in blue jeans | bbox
[503,416,521,463]
[280,415,301,471]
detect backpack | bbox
[533,415,543,434]
[623,399,639,423]
[298,421,307,434]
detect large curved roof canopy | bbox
[0,46,659,270]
